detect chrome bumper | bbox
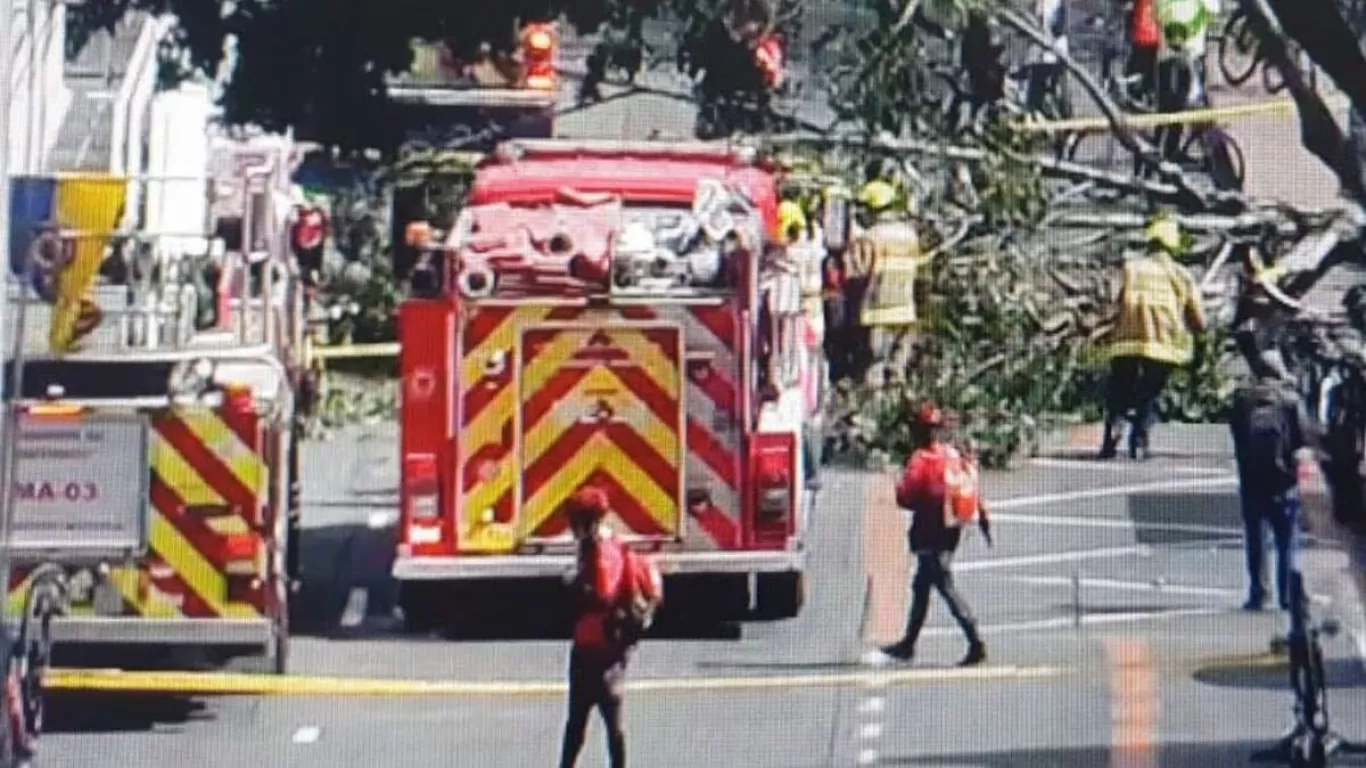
[47,617,274,646]
[394,549,806,581]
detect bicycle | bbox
[1217,4,1319,95]
[1251,571,1366,766]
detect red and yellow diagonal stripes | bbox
[5,408,268,621]
[519,326,683,539]
[457,304,746,551]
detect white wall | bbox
[5,0,70,174]
[146,82,213,254]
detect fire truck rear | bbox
[394,139,835,626]
[0,137,304,682]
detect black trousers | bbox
[900,550,980,649]
[1103,355,1175,451]
[559,649,627,768]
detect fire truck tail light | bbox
[404,454,441,521]
[222,534,259,575]
[756,452,790,488]
[751,435,796,532]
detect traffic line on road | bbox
[1012,574,1240,598]
[956,545,1153,572]
[922,606,1233,638]
[1028,457,1230,475]
[990,477,1238,511]
[988,511,1243,537]
[42,664,1066,697]
[291,726,321,745]
[1104,636,1158,768]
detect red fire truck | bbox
[393,139,838,627]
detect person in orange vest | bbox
[873,403,992,667]
[559,487,630,768]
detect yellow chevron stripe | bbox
[176,410,265,499]
[600,328,681,401]
[203,515,252,536]
[152,430,226,508]
[464,457,514,535]
[151,512,256,619]
[460,384,515,459]
[461,306,554,387]
[522,366,680,470]
[521,434,678,536]
[518,327,599,409]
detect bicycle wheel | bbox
[1217,10,1263,88]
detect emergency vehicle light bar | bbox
[493,139,759,165]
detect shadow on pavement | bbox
[1193,656,1366,691]
[883,739,1366,766]
[295,522,743,641]
[44,692,210,734]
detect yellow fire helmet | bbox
[1145,214,1184,254]
[856,180,899,212]
[776,200,808,243]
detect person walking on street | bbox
[1229,346,1311,612]
[875,403,992,666]
[559,487,631,768]
[1100,213,1208,460]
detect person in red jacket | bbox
[559,486,629,768]
[875,403,991,666]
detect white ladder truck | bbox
[0,156,307,746]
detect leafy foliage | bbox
[69,0,793,152]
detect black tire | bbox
[17,581,57,740]
[398,583,446,634]
[1217,11,1262,88]
[754,572,805,621]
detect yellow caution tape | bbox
[1016,92,1350,134]
[43,664,1066,696]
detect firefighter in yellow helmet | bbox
[847,179,923,386]
[1100,213,1208,459]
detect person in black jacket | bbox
[1229,347,1311,612]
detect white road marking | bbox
[857,748,880,765]
[990,477,1238,511]
[921,607,1231,637]
[857,696,885,715]
[1011,574,1333,605]
[989,511,1243,536]
[860,722,884,739]
[367,510,397,529]
[292,726,321,744]
[1012,574,1241,598]
[1029,457,1231,475]
[956,545,1153,572]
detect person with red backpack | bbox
[558,486,663,768]
[872,403,991,667]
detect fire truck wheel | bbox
[399,584,446,634]
[754,572,805,621]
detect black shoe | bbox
[879,642,914,662]
[959,642,986,667]
[1099,442,1118,460]
[1243,595,1267,612]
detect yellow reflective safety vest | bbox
[847,216,924,327]
[1106,250,1207,365]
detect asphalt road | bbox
[32,424,1366,767]
[32,17,1366,768]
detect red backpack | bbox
[613,542,664,642]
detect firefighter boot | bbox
[959,640,986,667]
